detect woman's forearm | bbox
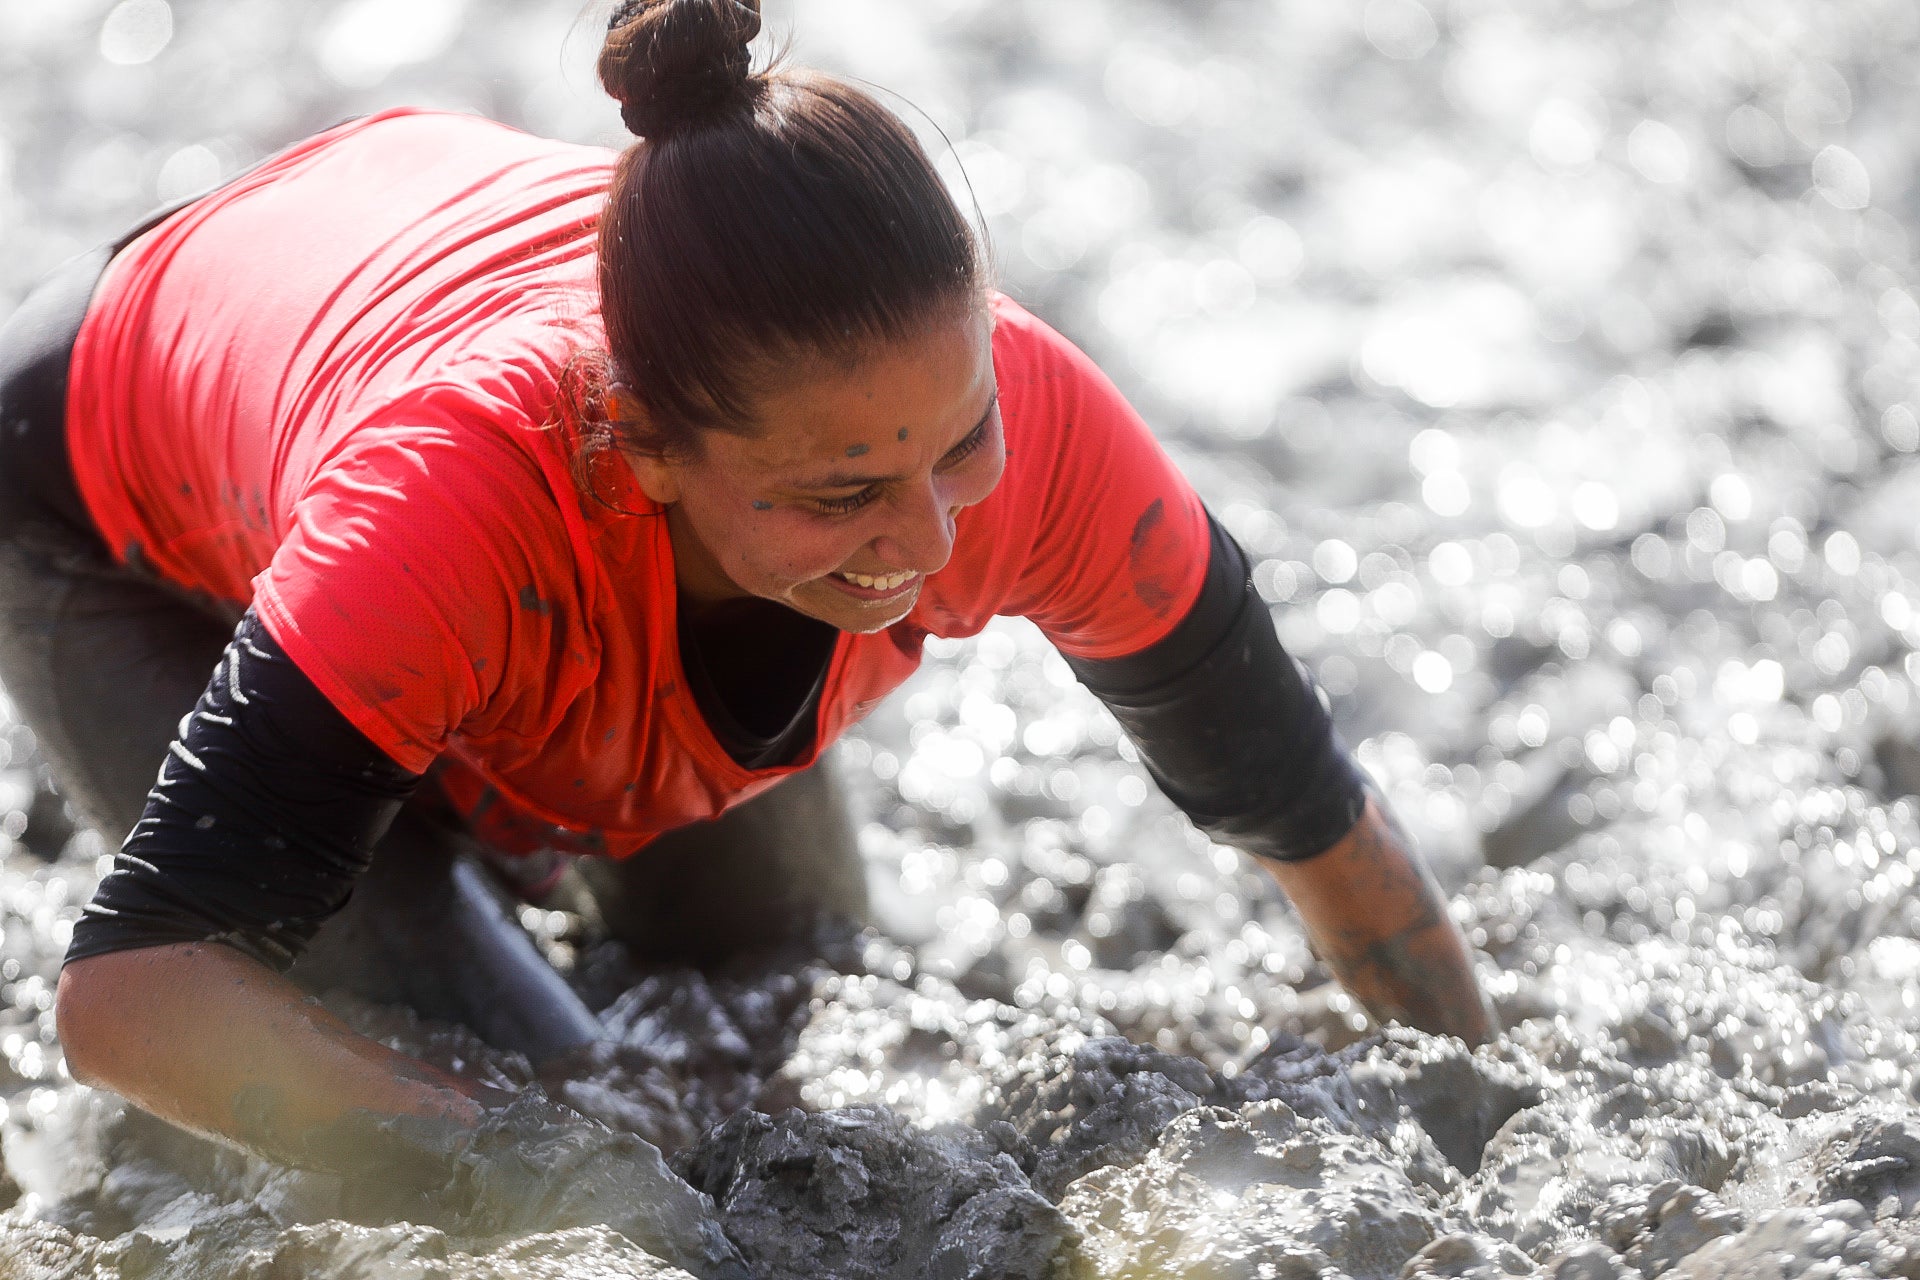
[57,942,753,1276]
[1262,798,1495,1045]
[56,942,486,1169]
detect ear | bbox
[607,384,685,505]
[623,451,684,506]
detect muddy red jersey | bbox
[65,109,1209,858]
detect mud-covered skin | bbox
[55,941,499,1185]
[1266,800,1497,1045]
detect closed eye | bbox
[812,486,882,516]
[807,394,999,517]
[935,415,992,471]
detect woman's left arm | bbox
[1066,512,1496,1046]
[1260,797,1494,1044]
[991,300,1492,1042]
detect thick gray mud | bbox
[10,0,1920,1275]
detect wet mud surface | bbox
[11,0,1920,1275]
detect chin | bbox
[787,581,920,633]
[839,613,910,635]
[812,601,916,634]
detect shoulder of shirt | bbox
[988,291,1056,360]
[987,289,1103,446]
[973,294,1080,525]
[314,106,620,167]
[987,291,1106,396]
[318,328,586,517]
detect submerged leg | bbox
[576,753,869,966]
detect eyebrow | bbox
[794,393,999,491]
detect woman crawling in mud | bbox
[3,0,1490,1237]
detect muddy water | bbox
[8,0,1920,1275]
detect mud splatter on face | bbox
[752,500,773,511]
[898,428,910,443]
[846,444,871,458]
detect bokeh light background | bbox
[11,0,1920,1267]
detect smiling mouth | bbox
[833,569,918,592]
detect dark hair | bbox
[588,0,984,459]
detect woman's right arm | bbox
[58,946,751,1279]
[51,613,750,1279]
[57,941,486,1170]
[55,610,471,1169]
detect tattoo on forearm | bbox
[1278,802,1494,1043]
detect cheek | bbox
[743,515,864,584]
[678,475,813,577]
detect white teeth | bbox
[837,570,915,591]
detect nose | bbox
[872,480,958,575]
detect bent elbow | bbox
[55,958,120,1089]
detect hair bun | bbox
[601,0,763,138]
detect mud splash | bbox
[8,0,1920,1275]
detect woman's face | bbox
[626,311,1004,633]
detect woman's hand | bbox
[1261,797,1496,1046]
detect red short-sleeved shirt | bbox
[66,109,1209,858]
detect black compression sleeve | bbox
[1066,513,1368,863]
[65,610,421,972]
